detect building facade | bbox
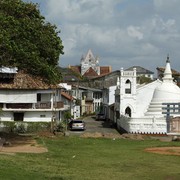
[0,67,69,122]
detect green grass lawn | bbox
[0,136,180,180]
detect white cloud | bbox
[46,0,119,25]
[24,0,180,72]
[154,0,180,11]
[151,16,177,33]
[127,26,143,40]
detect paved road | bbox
[69,116,120,135]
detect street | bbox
[69,116,120,136]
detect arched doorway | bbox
[125,107,131,117]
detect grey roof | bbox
[125,66,154,75]
[76,85,102,92]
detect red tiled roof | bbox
[83,67,98,77]
[0,70,58,89]
[157,67,180,75]
[61,91,73,100]
[69,65,112,78]
[100,66,112,75]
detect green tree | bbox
[64,111,72,120]
[137,75,153,84]
[0,0,64,83]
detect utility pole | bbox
[51,88,57,133]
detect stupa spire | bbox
[166,54,170,63]
[163,55,173,82]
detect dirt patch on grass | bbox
[81,132,146,139]
[0,133,48,155]
[145,147,180,156]
[80,132,145,140]
[80,132,121,139]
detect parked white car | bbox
[68,120,86,130]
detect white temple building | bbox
[115,56,180,134]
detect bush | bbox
[54,121,66,132]
[0,121,51,133]
[0,121,16,132]
[26,122,51,133]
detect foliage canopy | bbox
[137,75,153,84]
[0,0,64,83]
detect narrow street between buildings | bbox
[69,116,121,138]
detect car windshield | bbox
[72,120,83,123]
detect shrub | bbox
[0,121,51,133]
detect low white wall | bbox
[117,116,167,134]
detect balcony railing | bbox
[35,101,64,109]
[53,101,64,108]
[4,101,64,110]
[35,102,51,109]
[6,103,32,109]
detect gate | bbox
[162,103,180,133]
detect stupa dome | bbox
[152,82,180,102]
[152,56,180,103]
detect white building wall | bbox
[25,111,53,122]
[0,90,37,103]
[72,105,80,119]
[0,89,55,104]
[120,96,136,116]
[0,111,54,122]
[108,86,116,105]
[0,112,13,121]
[118,68,137,117]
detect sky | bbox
[23,0,180,74]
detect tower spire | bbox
[166,54,170,63]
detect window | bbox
[37,93,41,101]
[40,115,46,118]
[14,113,24,121]
[125,79,131,94]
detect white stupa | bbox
[145,56,180,116]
